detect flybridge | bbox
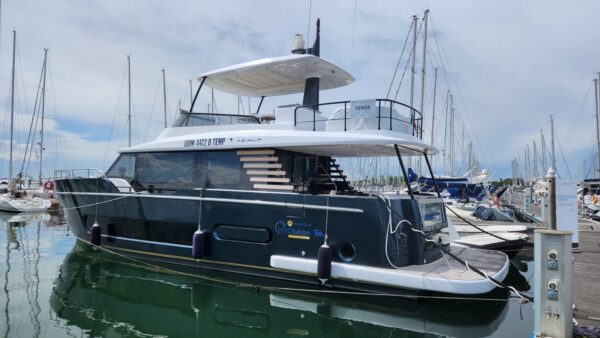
[179,19,423,141]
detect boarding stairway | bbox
[315,158,353,194]
[237,149,294,191]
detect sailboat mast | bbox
[541,129,546,172]
[526,146,530,184]
[594,75,600,178]
[550,115,556,170]
[430,68,438,146]
[9,30,15,179]
[533,140,538,178]
[409,15,418,110]
[189,80,193,107]
[38,48,48,184]
[162,68,167,128]
[127,55,132,147]
[468,142,473,172]
[443,90,449,175]
[449,96,455,176]
[418,10,429,128]
[0,0,2,96]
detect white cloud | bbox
[1,0,599,180]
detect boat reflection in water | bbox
[51,243,512,337]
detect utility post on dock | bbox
[533,229,573,338]
[535,168,572,338]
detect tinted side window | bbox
[193,151,249,189]
[134,151,251,191]
[136,152,193,190]
[106,154,136,180]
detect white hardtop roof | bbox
[198,54,355,97]
[122,124,438,157]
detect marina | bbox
[0,211,537,337]
[2,1,600,337]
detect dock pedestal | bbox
[534,229,573,338]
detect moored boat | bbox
[54,22,509,296]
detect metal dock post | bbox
[533,229,573,338]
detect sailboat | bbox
[0,32,51,213]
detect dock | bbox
[492,193,600,327]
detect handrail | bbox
[293,98,423,139]
[54,168,107,180]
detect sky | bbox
[0,0,599,181]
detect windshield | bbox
[173,111,260,127]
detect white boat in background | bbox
[0,35,53,213]
[0,193,51,212]
[443,217,528,258]
[0,176,51,212]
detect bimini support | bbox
[192,189,207,259]
[394,144,415,200]
[423,148,442,198]
[189,77,207,113]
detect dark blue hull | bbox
[56,178,445,294]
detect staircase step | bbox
[237,149,275,156]
[253,184,294,191]
[243,163,282,169]
[246,170,286,176]
[318,173,346,177]
[240,156,277,162]
[250,177,290,183]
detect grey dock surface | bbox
[452,212,600,326]
[573,229,600,326]
[498,193,600,326]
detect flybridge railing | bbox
[293,99,423,139]
[54,169,107,179]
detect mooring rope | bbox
[59,195,132,211]
[377,195,533,303]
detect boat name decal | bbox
[183,137,226,148]
[233,137,262,143]
[274,219,322,240]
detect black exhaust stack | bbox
[292,19,320,106]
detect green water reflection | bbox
[0,211,534,337]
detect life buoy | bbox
[43,180,54,191]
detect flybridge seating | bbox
[289,98,423,137]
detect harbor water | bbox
[0,211,535,337]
